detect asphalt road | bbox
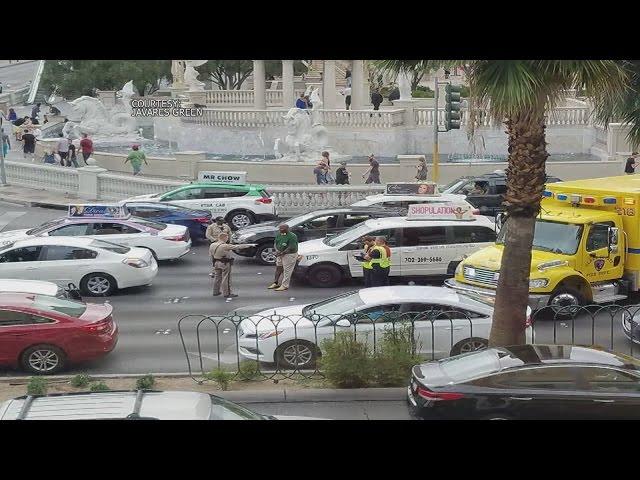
[1,201,640,379]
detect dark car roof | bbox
[469,172,561,183]
[498,344,640,370]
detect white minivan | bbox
[295,204,497,287]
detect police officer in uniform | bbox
[206,217,232,277]
[365,236,391,287]
[210,232,254,298]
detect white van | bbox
[295,203,497,287]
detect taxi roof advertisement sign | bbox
[385,182,438,195]
[408,203,474,220]
[197,171,247,184]
[68,205,128,218]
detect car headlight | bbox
[529,278,549,288]
[259,330,284,339]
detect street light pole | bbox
[433,76,440,183]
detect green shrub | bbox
[136,374,155,390]
[90,382,110,392]
[238,361,260,381]
[206,369,235,391]
[70,374,92,388]
[373,324,423,387]
[319,332,373,388]
[412,87,434,98]
[27,377,48,396]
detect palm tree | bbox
[379,60,629,346]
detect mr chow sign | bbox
[197,171,247,184]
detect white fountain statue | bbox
[274,86,349,162]
[184,60,207,91]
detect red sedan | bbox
[0,293,118,374]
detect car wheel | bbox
[450,337,488,356]
[255,243,277,266]
[80,273,117,296]
[21,344,66,375]
[276,341,319,369]
[548,287,583,317]
[228,211,255,230]
[308,264,342,288]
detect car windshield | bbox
[131,217,168,231]
[303,291,365,317]
[26,219,63,236]
[438,349,503,382]
[441,178,470,194]
[497,219,583,255]
[323,222,372,247]
[89,239,130,254]
[209,395,267,420]
[286,212,329,228]
[29,294,87,317]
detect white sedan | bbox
[238,286,533,369]
[0,237,158,296]
[0,216,190,261]
[351,193,467,209]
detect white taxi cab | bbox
[351,182,467,210]
[0,237,158,296]
[0,205,191,261]
[125,182,277,230]
[295,203,497,287]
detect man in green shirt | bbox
[124,145,148,175]
[268,224,299,292]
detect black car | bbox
[122,202,212,242]
[408,344,640,420]
[441,172,562,216]
[231,207,405,265]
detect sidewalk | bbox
[0,184,87,209]
[0,60,37,69]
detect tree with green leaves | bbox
[196,61,307,90]
[379,60,629,346]
[40,60,171,98]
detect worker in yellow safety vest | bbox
[365,236,391,287]
[355,236,375,287]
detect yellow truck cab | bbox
[444,175,640,312]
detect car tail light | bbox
[255,197,273,204]
[123,258,149,268]
[83,317,112,334]
[194,217,211,224]
[417,387,464,401]
[472,209,480,215]
[164,233,189,241]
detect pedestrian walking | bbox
[335,161,350,185]
[313,162,328,184]
[415,156,428,181]
[1,128,10,158]
[625,153,638,175]
[7,108,17,122]
[365,236,391,287]
[355,236,375,287]
[206,216,232,277]
[321,151,334,183]
[345,69,352,88]
[67,140,79,167]
[295,93,307,109]
[79,133,93,165]
[268,224,298,292]
[210,232,255,298]
[56,133,69,166]
[371,89,383,111]
[124,145,148,175]
[342,87,352,110]
[21,129,36,162]
[31,103,41,120]
[362,154,381,184]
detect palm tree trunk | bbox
[489,112,548,346]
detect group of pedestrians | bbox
[313,155,428,184]
[41,133,93,167]
[357,236,392,287]
[207,218,300,298]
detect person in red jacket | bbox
[79,133,93,165]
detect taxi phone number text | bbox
[403,257,443,263]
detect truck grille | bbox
[463,266,499,286]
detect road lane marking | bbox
[0,211,26,231]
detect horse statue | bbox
[111,80,138,132]
[66,93,139,139]
[184,60,207,91]
[282,107,313,160]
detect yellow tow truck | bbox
[445,175,640,312]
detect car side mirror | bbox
[335,319,351,328]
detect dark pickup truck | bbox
[440,171,562,216]
[231,206,405,265]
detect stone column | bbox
[351,60,365,110]
[282,60,294,108]
[322,60,337,109]
[253,60,266,110]
[77,166,107,200]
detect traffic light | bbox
[444,84,462,130]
